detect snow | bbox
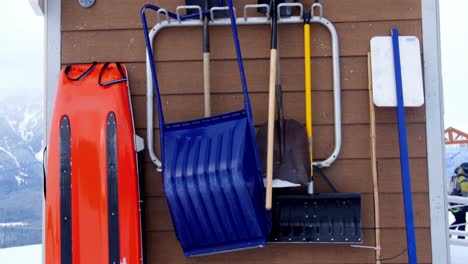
[14,176,25,185]
[6,118,17,132]
[35,148,43,162]
[0,145,20,167]
[263,178,301,188]
[0,222,26,227]
[0,244,42,264]
[451,244,467,264]
[18,109,38,142]
[449,210,468,263]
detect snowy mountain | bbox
[0,97,43,248]
[0,97,43,195]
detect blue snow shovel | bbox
[141,0,271,257]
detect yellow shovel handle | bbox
[304,23,313,165]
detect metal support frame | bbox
[422,0,451,263]
[44,0,61,262]
[146,3,342,171]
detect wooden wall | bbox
[61,0,430,263]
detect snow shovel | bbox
[259,2,362,243]
[256,0,310,207]
[142,1,271,256]
[185,0,227,117]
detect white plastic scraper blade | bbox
[370,36,424,107]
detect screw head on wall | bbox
[79,0,95,8]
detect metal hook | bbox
[210,6,232,21]
[243,4,269,21]
[156,8,170,23]
[311,3,323,19]
[277,3,304,20]
[176,5,203,23]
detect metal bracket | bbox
[277,3,303,20]
[156,8,170,23]
[244,4,270,21]
[145,2,342,171]
[176,5,203,22]
[311,3,323,19]
[210,6,233,21]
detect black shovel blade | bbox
[257,0,298,17]
[270,193,363,243]
[186,0,227,18]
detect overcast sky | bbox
[0,1,43,101]
[0,1,464,131]
[440,0,468,132]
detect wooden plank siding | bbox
[61,0,430,263]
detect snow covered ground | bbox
[451,244,467,264]
[0,244,41,264]
[449,213,468,263]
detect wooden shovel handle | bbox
[368,52,382,264]
[266,49,277,210]
[203,52,211,117]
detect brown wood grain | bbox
[130,92,425,129]
[137,123,427,166]
[124,56,368,95]
[145,229,375,264]
[61,20,422,63]
[378,158,429,193]
[143,228,430,263]
[379,193,430,228]
[143,193,428,232]
[142,157,430,197]
[380,228,432,263]
[62,0,421,31]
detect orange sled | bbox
[45,62,144,264]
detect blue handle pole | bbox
[141,6,165,124]
[227,0,262,173]
[391,28,418,264]
[227,0,252,115]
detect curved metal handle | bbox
[243,4,269,20]
[277,3,303,20]
[156,8,170,23]
[311,3,323,19]
[210,6,233,21]
[310,16,342,168]
[176,5,203,22]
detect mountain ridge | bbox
[0,97,43,248]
